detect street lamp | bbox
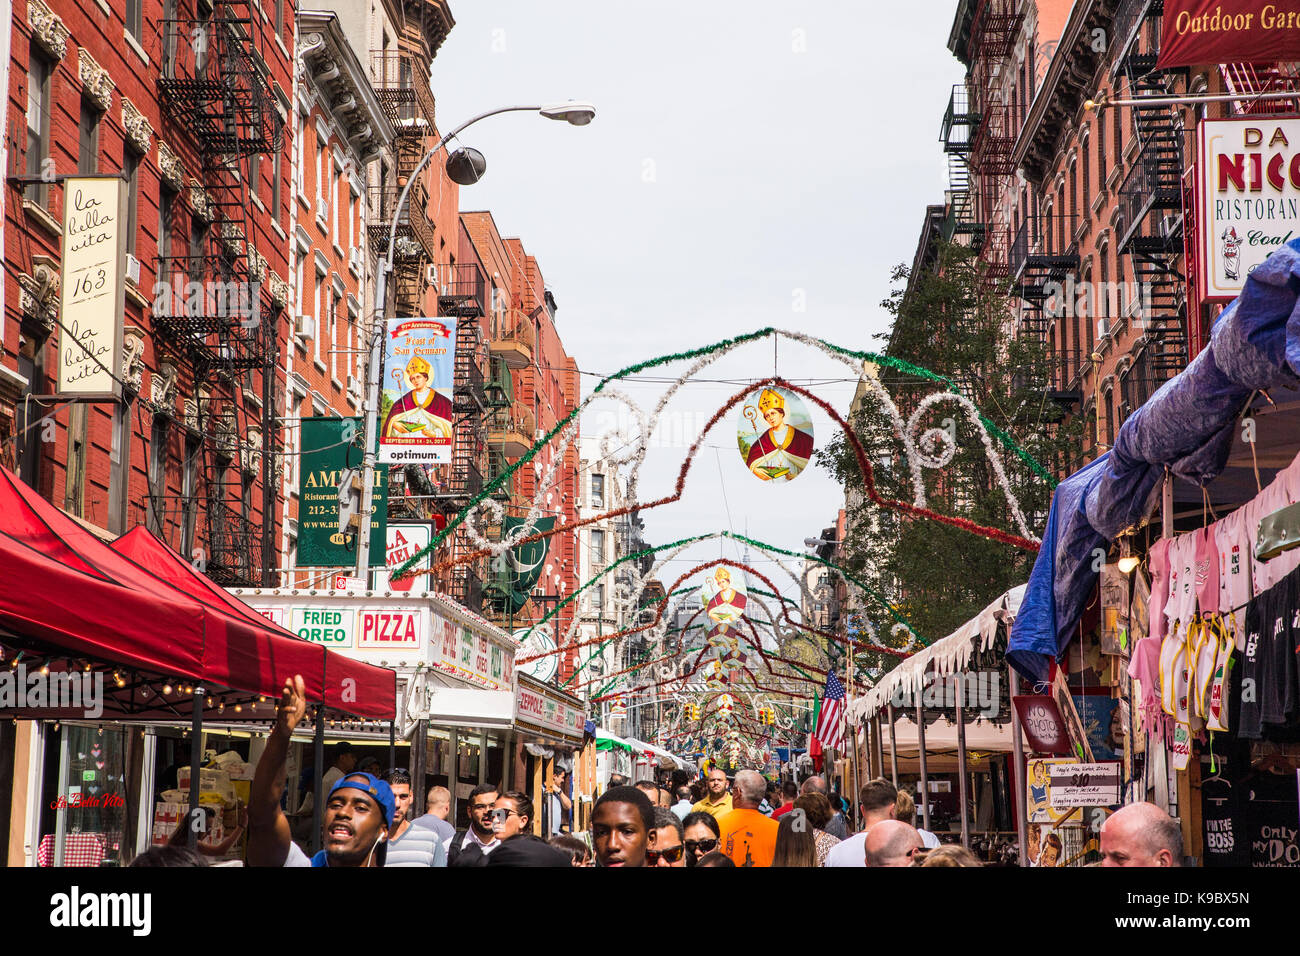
[355,102,596,578]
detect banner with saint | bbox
[699,566,748,626]
[737,387,814,482]
[379,318,456,465]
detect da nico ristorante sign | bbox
[57,176,127,397]
[297,417,386,567]
[1197,118,1300,300]
[380,318,456,465]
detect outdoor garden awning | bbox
[1010,237,1300,684]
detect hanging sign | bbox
[1048,761,1123,808]
[379,318,455,464]
[1197,118,1300,300]
[1158,2,1300,70]
[57,176,127,397]
[1012,695,1073,755]
[296,417,386,567]
[737,386,814,482]
[375,522,432,592]
[700,566,748,626]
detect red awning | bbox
[113,526,396,720]
[0,469,394,720]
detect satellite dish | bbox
[446,147,487,185]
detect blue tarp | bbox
[1008,237,1300,685]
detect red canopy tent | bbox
[0,468,394,721]
[113,526,395,719]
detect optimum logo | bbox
[0,664,102,718]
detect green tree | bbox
[818,241,1080,648]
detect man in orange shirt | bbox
[717,770,778,867]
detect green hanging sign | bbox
[296,416,387,568]
[490,516,555,613]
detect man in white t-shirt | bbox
[825,778,898,867]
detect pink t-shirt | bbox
[1215,506,1252,623]
[1193,525,1218,616]
[1149,537,1171,644]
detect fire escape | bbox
[157,0,284,586]
[1114,0,1188,388]
[966,0,1023,283]
[940,83,984,253]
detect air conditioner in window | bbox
[1158,212,1182,240]
[425,263,439,288]
[347,373,361,396]
[349,247,364,271]
[1097,316,1110,338]
[316,196,329,222]
[125,253,141,285]
[295,314,316,338]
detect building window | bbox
[328,287,339,379]
[293,111,306,196]
[25,44,53,207]
[1082,130,1091,215]
[272,146,283,225]
[591,529,605,565]
[181,435,199,557]
[158,187,177,308]
[591,473,605,507]
[248,153,260,204]
[1097,112,1107,186]
[78,101,100,174]
[148,416,169,535]
[126,0,142,41]
[124,146,142,255]
[591,583,605,613]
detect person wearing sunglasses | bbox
[647,807,687,867]
[448,782,500,867]
[485,791,570,867]
[681,811,722,867]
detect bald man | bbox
[864,820,923,867]
[1100,802,1183,867]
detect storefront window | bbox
[36,724,136,866]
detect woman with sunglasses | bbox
[484,791,570,867]
[681,811,722,867]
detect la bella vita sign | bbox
[57,177,127,397]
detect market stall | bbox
[0,470,396,866]
[848,586,1022,856]
[1010,237,1300,866]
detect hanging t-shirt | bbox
[1238,587,1273,739]
[1252,459,1300,593]
[1167,531,1199,628]
[1149,537,1171,645]
[1244,771,1300,867]
[1201,776,1249,867]
[1215,507,1254,643]
[1193,526,1219,618]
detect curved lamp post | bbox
[355,102,595,577]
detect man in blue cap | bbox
[249,675,395,867]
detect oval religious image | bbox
[736,386,814,482]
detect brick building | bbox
[4,0,293,583]
[935,0,1300,474]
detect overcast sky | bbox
[433,2,964,610]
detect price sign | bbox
[1048,761,1122,808]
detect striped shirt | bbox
[385,822,447,867]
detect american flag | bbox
[813,672,846,752]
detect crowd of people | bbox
[129,677,1188,868]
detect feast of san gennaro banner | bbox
[379,317,455,465]
[1157,1,1300,69]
